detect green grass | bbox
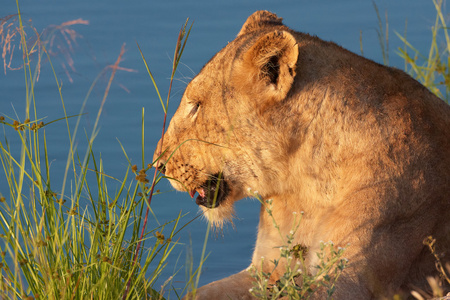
[0,2,196,299]
[396,0,450,103]
[366,0,450,105]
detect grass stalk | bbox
[396,0,450,102]
[0,3,193,299]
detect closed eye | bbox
[189,102,200,117]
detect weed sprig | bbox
[247,191,348,300]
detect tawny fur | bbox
[154,11,450,299]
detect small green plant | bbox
[247,193,347,300]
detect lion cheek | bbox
[167,178,186,193]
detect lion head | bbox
[153,11,302,227]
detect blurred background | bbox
[0,0,443,297]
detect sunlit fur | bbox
[154,10,450,300]
[200,205,234,229]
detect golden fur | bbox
[154,11,450,299]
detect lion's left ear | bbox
[239,30,298,102]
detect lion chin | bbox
[168,172,238,228]
[194,177,240,229]
[199,203,235,229]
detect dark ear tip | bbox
[249,10,282,24]
[238,10,283,37]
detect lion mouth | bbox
[189,173,229,208]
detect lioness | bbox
[153,11,450,299]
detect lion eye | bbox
[189,102,200,117]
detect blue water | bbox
[0,0,441,297]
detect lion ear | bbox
[237,11,283,37]
[241,30,298,102]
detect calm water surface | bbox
[0,0,441,296]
